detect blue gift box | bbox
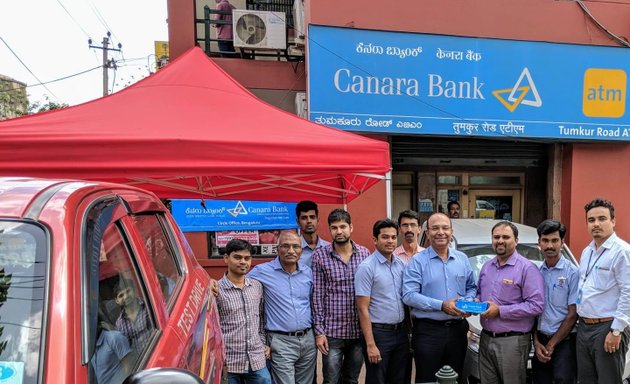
[456,300,488,314]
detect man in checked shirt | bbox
[217,239,272,384]
[312,209,370,384]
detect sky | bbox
[0,0,168,107]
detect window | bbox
[132,214,183,305]
[0,221,48,384]
[84,201,157,384]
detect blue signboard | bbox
[171,199,298,232]
[308,25,630,141]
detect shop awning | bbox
[0,47,390,203]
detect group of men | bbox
[215,198,630,384]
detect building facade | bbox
[167,0,630,268]
[0,75,27,119]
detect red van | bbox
[0,178,223,384]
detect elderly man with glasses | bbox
[248,230,317,384]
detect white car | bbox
[420,219,630,383]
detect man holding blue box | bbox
[477,221,545,384]
[402,212,476,383]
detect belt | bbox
[581,317,614,325]
[413,317,465,327]
[482,330,529,338]
[372,322,406,331]
[269,328,311,337]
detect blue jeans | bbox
[227,366,272,384]
[322,337,363,384]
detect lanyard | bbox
[583,248,607,281]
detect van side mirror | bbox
[123,368,204,384]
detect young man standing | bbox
[296,200,330,268]
[576,198,630,383]
[217,239,271,384]
[393,209,423,264]
[249,231,317,384]
[312,209,370,384]
[477,221,545,384]
[532,220,578,384]
[355,219,409,384]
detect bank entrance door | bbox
[467,189,522,222]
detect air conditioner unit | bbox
[232,10,287,50]
[295,92,307,118]
[292,0,305,45]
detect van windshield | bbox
[0,221,48,384]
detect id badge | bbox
[576,288,582,304]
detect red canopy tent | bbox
[0,47,390,203]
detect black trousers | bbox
[532,332,577,384]
[362,327,409,384]
[412,318,469,384]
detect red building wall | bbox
[562,144,630,258]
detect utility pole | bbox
[89,32,122,96]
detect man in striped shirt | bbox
[217,239,271,384]
[312,209,370,384]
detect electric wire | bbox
[575,0,630,47]
[55,0,92,38]
[0,35,59,101]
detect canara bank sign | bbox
[171,199,297,232]
[307,26,630,141]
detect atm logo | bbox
[583,68,626,118]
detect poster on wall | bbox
[308,25,630,141]
[171,199,298,232]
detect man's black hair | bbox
[491,221,519,239]
[372,219,399,238]
[328,208,351,225]
[397,209,419,226]
[447,201,460,211]
[536,219,566,240]
[584,198,615,220]
[225,238,254,255]
[296,200,319,217]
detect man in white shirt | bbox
[576,198,630,383]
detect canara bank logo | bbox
[227,201,248,217]
[583,68,626,118]
[493,68,542,112]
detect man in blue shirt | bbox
[355,219,408,384]
[532,220,578,384]
[576,198,630,383]
[248,231,316,384]
[402,212,476,383]
[296,200,330,268]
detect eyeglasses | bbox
[400,223,419,229]
[278,244,301,251]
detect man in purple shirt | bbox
[312,209,370,384]
[477,221,545,384]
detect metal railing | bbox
[195,4,303,61]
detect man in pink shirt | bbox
[393,210,424,264]
[214,0,236,56]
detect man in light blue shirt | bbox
[248,231,316,384]
[402,212,476,383]
[576,198,630,384]
[532,220,579,384]
[355,219,408,384]
[296,200,330,268]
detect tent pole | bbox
[386,170,392,219]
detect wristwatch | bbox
[612,329,622,337]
